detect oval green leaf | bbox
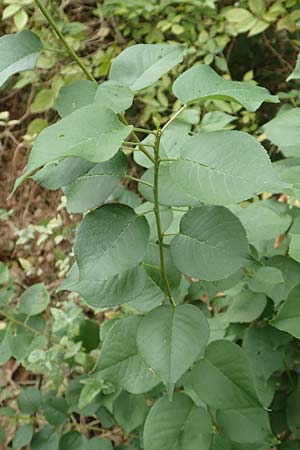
[169,131,279,205]
[137,304,209,397]
[170,206,249,281]
[173,64,278,111]
[0,31,42,88]
[109,44,184,91]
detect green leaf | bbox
[216,408,274,444]
[137,304,209,396]
[143,392,212,450]
[88,438,113,450]
[61,204,149,308]
[188,340,261,409]
[19,283,49,316]
[33,158,94,190]
[0,31,42,88]
[14,9,29,32]
[2,4,21,20]
[263,108,300,157]
[139,164,201,207]
[231,200,292,247]
[42,394,68,427]
[268,256,300,305]
[109,44,184,91]
[143,242,181,293]
[56,80,97,117]
[59,263,147,309]
[224,289,267,323]
[18,387,42,414]
[243,326,288,380]
[247,266,285,301]
[169,131,280,205]
[59,431,85,450]
[271,283,300,339]
[173,64,278,111]
[14,105,132,190]
[170,206,249,281]
[96,316,160,394]
[63,152,127,213]
[0,262,9,284]
[287,390,300,431]
[127,274,166,314]
[287,52,300,81]
[135,202,173,242]
[95,80,134,113]
[12,424,33,450]
[30,425,59,450]
[0,329,12,365]
[30,88,55,113]
[0,426,4,445]
[200,111,236,132]
[113,391,148,433]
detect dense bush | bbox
[1,1,300,450]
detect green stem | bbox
[118,115,155,164]
[153,131,176,307]
[134,127,157,135]
[125,175,153,188]
[33,0,97,83]
[34,0,156,170]
[161,104,187,133]
[0,309,40,335]
[123,141,154,148]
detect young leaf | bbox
[12,424,33,450]
[96,316,160,394]
[137,304,209,397]
[19,283,49,316]
[170,206,249,281]
[55,80,97,117]
[173,64,278,111]
[271,283,300,339]
[109,44,184,91]
[143,393,212,450]
[95,80,134,113]
[14,105,132,190]
[0,31,42,88]
[63,152,127,213]
[169,131,280,205]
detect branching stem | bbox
[33,0,97,83]
[153,131,176,307]
[161,104,187,133]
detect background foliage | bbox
[2,1,300,449]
